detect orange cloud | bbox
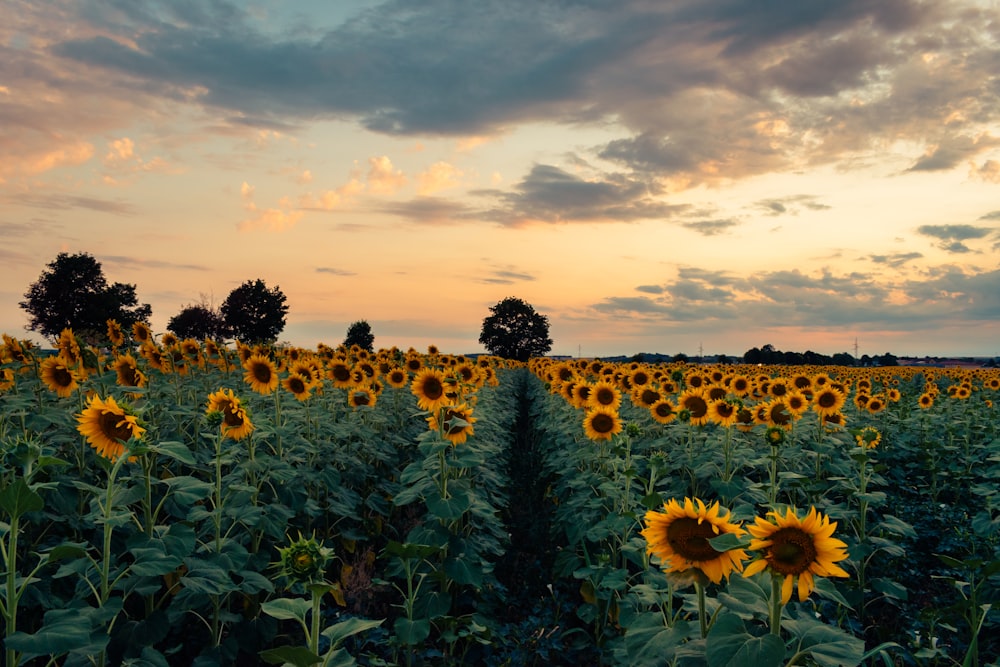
[417,161,463,195]
[366,156,407,194]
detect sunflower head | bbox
[243,354,279,395]
[582,406,622,441]
[764,425,786,448]
[743,506,850,604]
[76,395,145,462]
[854,426,881,449]
[275,532,334,589]
[641,497,748,585]
[428,403,477,445]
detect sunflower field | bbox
[0,326,998,667]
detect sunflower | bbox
[812,387,846,418]
[385,367,409,389]
[855,426,881,449]
[708,399,739,427]
[677,389,710,426]
[866,394,886,414]
[785,391,809,416]
[742,506,850,604]
[206,388,255,440]
[327,360,354,389]
[428,403,477,445]
[411,367,452,412]
[582,406,623,441]
[572,382,593,408]
[634,386,663,409]
[0,368,15,393]
[161,332,179,348]
[113,353,146,389]
[106,319,125,347]
[630,367,652,388]
[243,354,279,395]
[40,356,80,397]
[729,375,752,398]
[641,497,748,584]
[917,392,934,409]
[649,398,678,424]
[765,399,794,430]
[76,395,145,462]
[348,386,376,408]
[587,380,622,411]
[283,373,313,401]
[132,322,153,343]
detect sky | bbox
[2,0,1000,359]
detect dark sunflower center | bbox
[252,363,272,383]
[353,392,371,405]
[654,402,674,418]
[684,396,708,418]
[53,366,74,387]
[590,413,616,434]
[332,365,351,381]
[818,392,838,408]
[422,378,443,400]
[640,389,660,405]
[119,365,139,386]
[769,404,791,425]
[767,527,817,575]
[595,388,616,405]
[223,407,244,427]
[715,403,735,418]
[98,412,134,442]
[666,517,719,562]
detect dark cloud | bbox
[870,251,923,268]
[478,164,687,225]
[316,267,356,276]
[917,224,994,253]
[979,210,1000,220]
[380,197,473,225]
[4,193,138,216]
[753,195,830,216]
[100,255,211,271]
[682,219,738,236]
[907,134,1000,172]
[635,284,665,294]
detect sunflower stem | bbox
[695,580,708,638]
[769,572,784,636]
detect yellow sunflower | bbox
[411,367,452,412]
[677,389,710,426]
[385,367,409,389]
[243,354,279,395]
[641,497,748,584]
[649,398,678,425]
[582,406,623,441]
[76,395,145,462]
[282,373,313,401]
[708,399,739,427]
[428,403,477,445]
[812,387,846,418]
[206,388,255,440]
[113,353,146,389]
[348,386,377,408]
[106,319,125,347]
[327,360,354,389]
[743,506,850,604]
[587,380,622,411]
[40,355,80,397]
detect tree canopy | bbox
[343,320,375,352]
[167,303,230,341]
[220,279,288,344]
[20,252,152,344]
[479,297,552,361]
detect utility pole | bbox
[854,337,859,358]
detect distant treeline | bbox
[614,344,898,366]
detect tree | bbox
[478,297,552,361]
[220,279,288,344]
[20,252,152,344]
[167,302,229,341]
[343,320,374,352]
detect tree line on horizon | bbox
[16,252,554,361]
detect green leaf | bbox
[159,475,213,505]
[393,617,431,645]
[4,608,108,659]
[877,515,916,538]
[150,440,197,465]
[783,614,865,667]
[0,478,44,519]
[624,614,694,667]
[709,532,751,552]
[259,646,322,667]
[444,555,483,587]
[706,612,784,667]
[425,488,472,520]
[872,577,908,601]
[128,546,183,577]
[260,597,311,623]
[812,577,852,608]
[320,617,383,648]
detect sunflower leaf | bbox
[709,532,751,552]
[705,612,784,667]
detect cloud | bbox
[682,219,739,236]
[477,265,537,285]
[316,267,356,276]
[870,251,923,268]
[479,163,687,226]
[908,134,1000,172]
[4,192,137,216]
[417,161,463,195]
[99,255,211,272]
[917,223,994,253]
[365,156,407,194]
[970,159,1000,183]
[380,197,472,225]
[238,207,305,232]
[753,195,831,217]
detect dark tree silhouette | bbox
[20,252,151,343]
[479,297,552,361]
[344,320,374,352]
[167,302,229,341]
[220,279,288,344]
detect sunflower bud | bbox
[764,425,786,448]
[276,533,333,586]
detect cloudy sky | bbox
[3,0,1000,358]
